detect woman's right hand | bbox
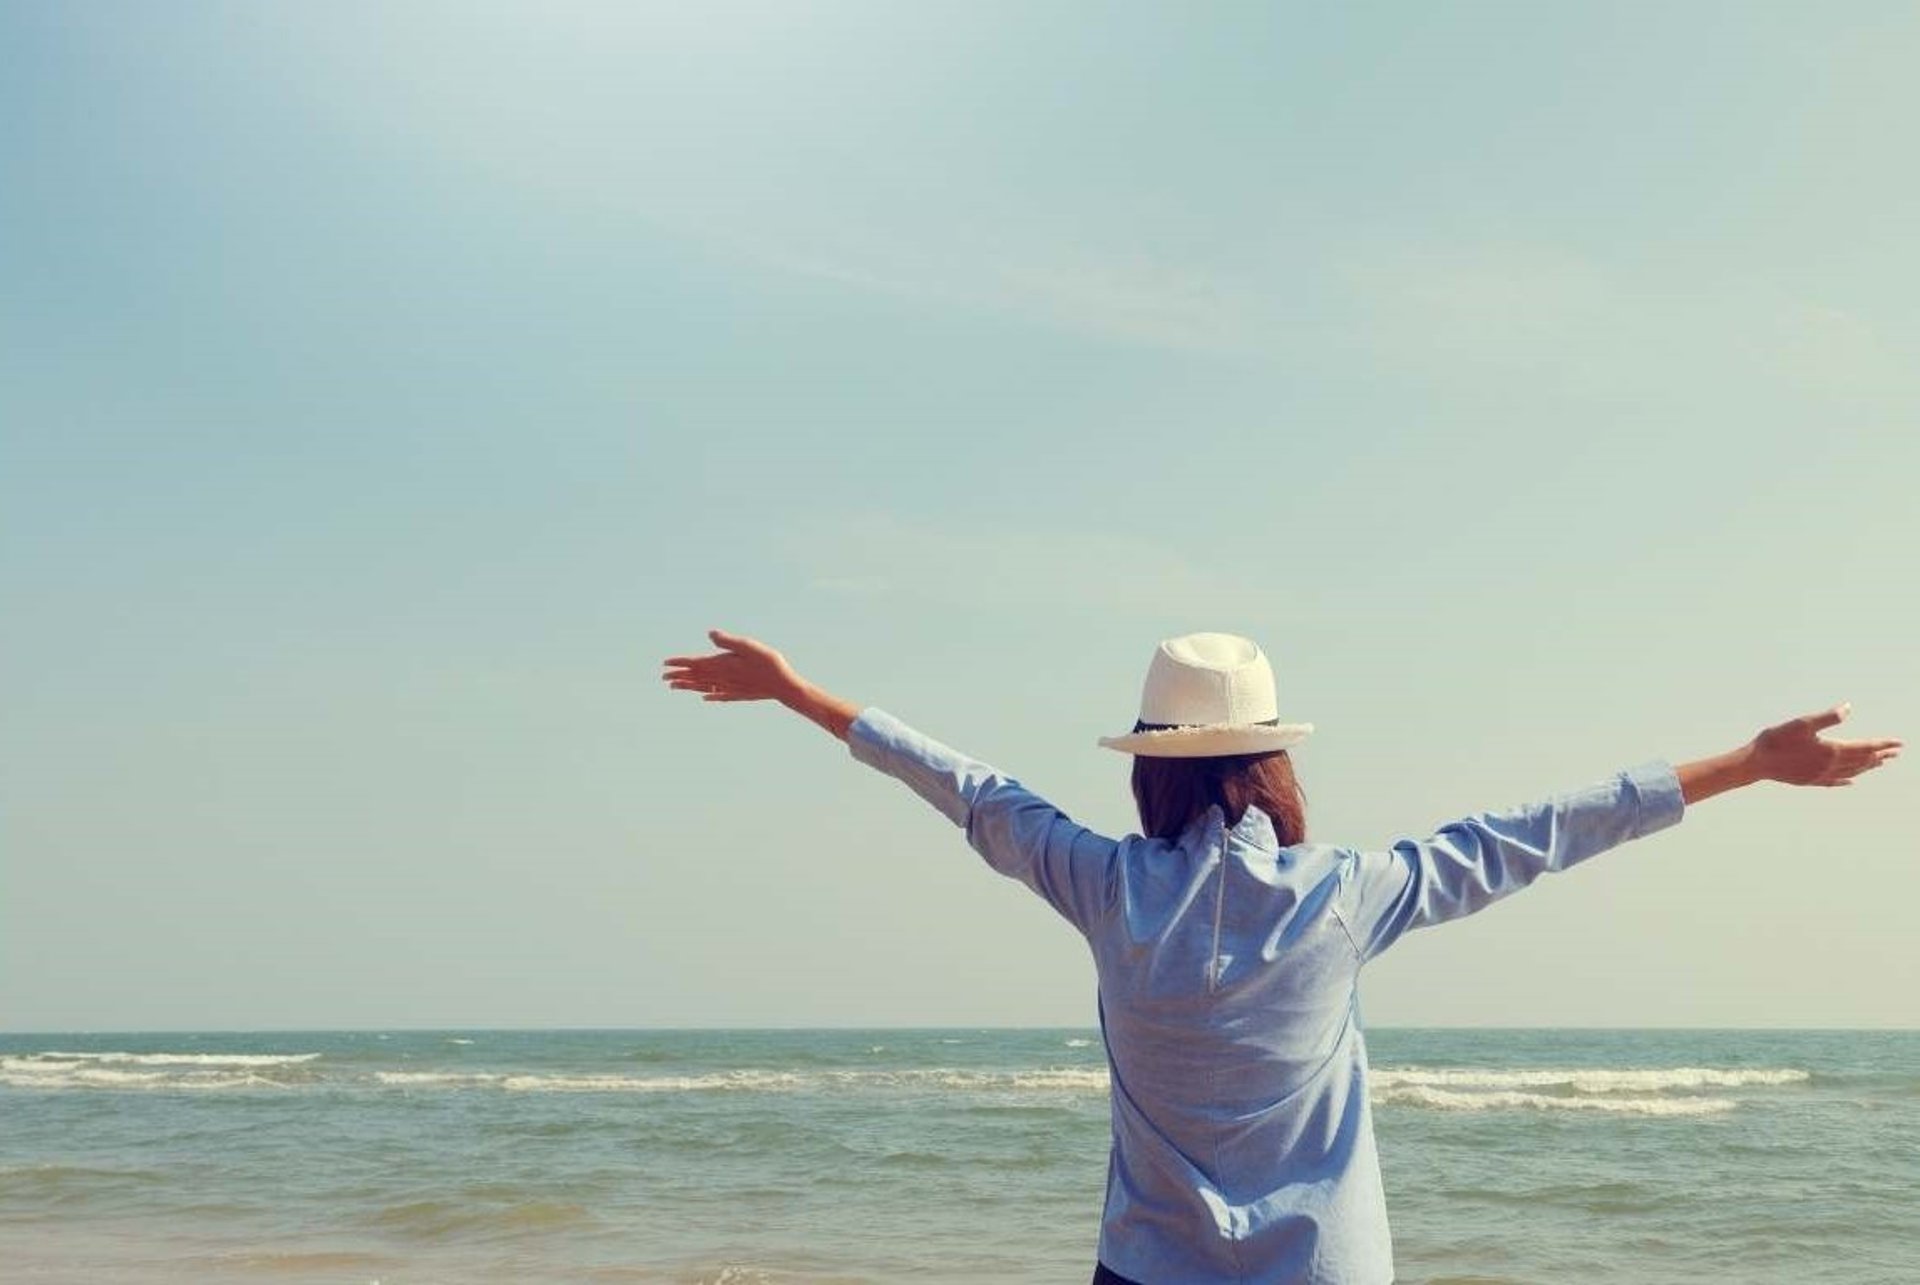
[661,628,862,741]
[662,629,804,705]
[1747,704,1902,788]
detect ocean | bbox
[2,1028,1915,1284]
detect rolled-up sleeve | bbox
[847,708,1118,934]
[1336,760,1686,961]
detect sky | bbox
[3,2,1915,1031]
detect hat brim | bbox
[1097,723,1314,758]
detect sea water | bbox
[2,1029,1916,1284]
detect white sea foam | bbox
[0,1050,1804,1112]
[703,1268,779,1285]
[1064,1038,1093,1048]
[374,1071,502,1087]
[453,1064,1768,1103]
[445,1038,476,1045]
[1371,1066,1809,1094]
[500,1071,810,1094]
[2,1051,317,1092]
[30,1051,322,1067]
[370,1069,784,1094]
[1374,1085,1737,1117]
[906,1069,1110,1092]
[1,1065,289,1091]
[370,1067,1112,1095]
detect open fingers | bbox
[1823,751,1899,784]
[1820,736,1902,753]
[662,649,737,673]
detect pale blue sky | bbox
[3,2,1915,1031]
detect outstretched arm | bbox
[661,629,859,740]
[662,628,1119,931]
[1337,703,1902,961]
[1677,702,1901,803]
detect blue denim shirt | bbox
[847,708,1687,1285]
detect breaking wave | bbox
[380,1068,1108,1094]
[1371,1066,1809,1094]
[1,1049,1807,1116]
[30,1052,321,1067]
[1365,1065,1807,1117]
[1,1052,323,1092]
[1374,1085,1738,1116]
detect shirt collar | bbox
[1180,803,1280,851]
[1231,804,1280,850]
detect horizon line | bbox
[4,1023,1915,1036]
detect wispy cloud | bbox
[717,217,1287,357]
[264,9,1918,397]
[787,512,1243,613]
[736,221,1917,405]
[1338,240,1918,406]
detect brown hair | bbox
[1131,747,1308,845]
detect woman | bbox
[661,628,1900,1285]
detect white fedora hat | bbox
[1098,633,1314,758]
